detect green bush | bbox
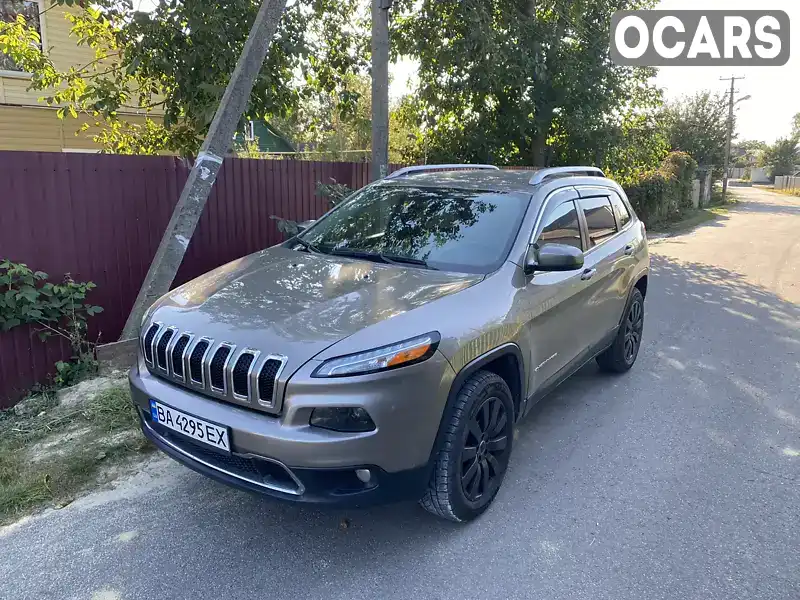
[0,260,104,389]
[623,151,697,225]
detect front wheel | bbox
[597,287,644,373]
[420,370,514,522]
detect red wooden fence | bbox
[0,151,398,406]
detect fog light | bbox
[355,468,372,483]
[309,407,376,433]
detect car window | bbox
[536,201,582,251]
[609,192,632,228]
[579,197,617,247]
[298,185,530,274]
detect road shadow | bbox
[728,201,800,216]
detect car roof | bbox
[380,169,539,194]
[379,168,617,196]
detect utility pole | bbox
[121,0,289,340]
[720,75,745,204]
[371,0,391,181]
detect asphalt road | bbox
[2,186,799,600]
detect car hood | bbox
[146,246,482,370]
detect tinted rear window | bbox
[610,192,632,228]
[579,197,617,247]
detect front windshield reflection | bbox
[299,185,529,274]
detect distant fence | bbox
[774,175,800,192]
[0,151,401,406]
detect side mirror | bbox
[525,243,584,274]
[297,219,316,232]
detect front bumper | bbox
[130,351,455,506]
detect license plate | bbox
[149,400,230,452]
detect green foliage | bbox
[0,260,103,335]
[315,180,354,206]
[0,260,103,387]
[269,75,418,164]
[272,73,372,160]
[623,152,697,225]
[661,91,729,168]
[0,1,365,156]
[603,110,670,184]
[758,137,799,178]
[392,0,659,167]
[389,96,422,164]
[792,112,800,140]
[271,179,355,239]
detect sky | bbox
[391,0,800,144]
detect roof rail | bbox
[529,166,605,185]
[385,164,500,180]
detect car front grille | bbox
[141,323,286,413]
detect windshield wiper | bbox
[329,247,435,270]
[380,253,435,269]
[292,237,323,254]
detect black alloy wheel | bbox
[420,370,515,522]
[596,287,645,373]
[460,395,509,502]
[624,296,644,364]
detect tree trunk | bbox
[522,0,536,17]
[531,132,547,167]
[531,105,554,167]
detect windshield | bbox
[296,184,530,274]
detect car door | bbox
[523,190,594,394]
[575,192,634,349]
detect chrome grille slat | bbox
[143,323,162,364]
[188,338,212,386]
[140,325,286,413]
[170,334,192,380]
[155,327,176,372]
[257,355,287,409]
[208,344,234,394]
[231,350,259,400]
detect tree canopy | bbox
[0,0,365,155]
[661,91,729,169]
[391,0,659,167]
[759,138,799,177]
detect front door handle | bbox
[581,268,597,281]
[624,244,635,256]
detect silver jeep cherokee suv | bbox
[130,164,649,522]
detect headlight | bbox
[312,333,440,378]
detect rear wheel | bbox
[597,288,644,373]
[420,370,514,522]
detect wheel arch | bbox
[634,273,648,299]
[618,269,648,327]
[427,344,525,467]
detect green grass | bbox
[648,191,740,235]
[648,207,722,234]
[772,187,800,198]
[0,385,153,524]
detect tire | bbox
[597,287,645,373]
[420,370,515,522]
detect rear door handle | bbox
[581,268,597,281]
[624,244,635,256]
